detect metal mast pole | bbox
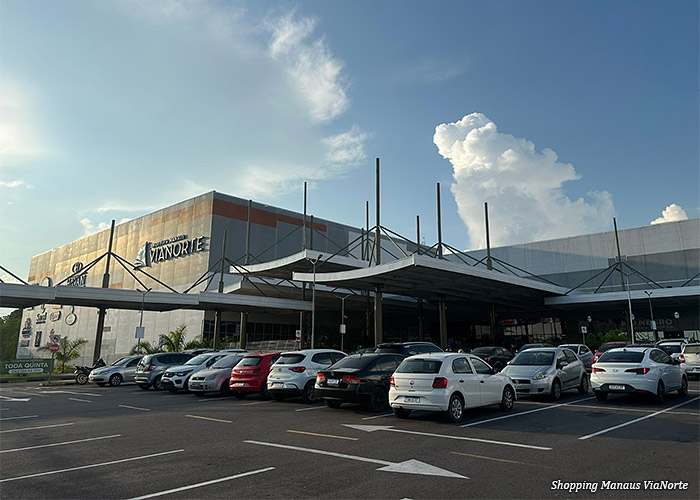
[485,202,492,270]
[93,220,115,364]
[374,158,383,345]
[436,183,443,259]
[214,231,226,349]
[303,182,307,251]
[613,218,626,291]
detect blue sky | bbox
[1,0,698,284]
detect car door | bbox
[470,357,502,405]
[562,349,582,389]
[124,357,140,380]
[578,346,593,368]
[655,349,681,390]
[452,356,481,407]
[310,352,334,382]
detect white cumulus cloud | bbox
[434,113,615,249]
[650,204,688,225]
[80,218,131,237]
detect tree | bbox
[38,337,88,373]
[129,341,161,355]
[159,324,189,352]
[0,309,22,360]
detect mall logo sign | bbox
[134,235,207,268]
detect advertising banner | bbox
[1,359,54,375]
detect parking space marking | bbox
[295,405,326,412]
[0,415,38,421]
[242,400,275,406]
[118,405,151,412]
[362,413,394,420]
[0,434,121,454]
[550,403,699,416]
[68,398,92,403]
[126,467,276,500]
[579,396,700,440]
[460,397,595,427]
[0,422,74,434]
[40,390,102,397]
[287,430,359,441]
[6,390,48,398]
[185,414,232,424]
[0,449,184,483]
[450,451,567,470]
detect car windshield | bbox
[238,357,263,367]
[511,351,554,366]
[471,347,494,355]
[110,357,129,366]
[185,354,213,365]
[683,345,700,354]
[276,354,306,365]
[329,356,372,370]
[396,359,442,374]
[598,351,644,363]
[211,355,242,369]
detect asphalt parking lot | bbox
[1,380,698,500]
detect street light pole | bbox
[644,291,657,342]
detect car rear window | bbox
[276,354,306,365]
[683,345,700,354]
[396,359,443,374]
[598,351,644,363]
[329,356,373,370]
[658,344,682,354]
[471,347,494,355]
[238,357,263,367]
[599,343,625,352]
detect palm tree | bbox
[129,341,161,355]
[38,337,88,373]
[159,324,189,352]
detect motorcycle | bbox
[74,358,105,385]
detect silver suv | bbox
[134,352,193,390]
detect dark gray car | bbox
[134,352,193,390]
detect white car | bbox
[188,353,247,396]
[501,347,589,399]
[591,347,688,403]
[680,343,700,379]
[389,352,516,423]
[267,349,347,403]
[161,352,227,393]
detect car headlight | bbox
[206,373,218,380]
[532,371,548,380]
[174,370,192,377]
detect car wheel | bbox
[300,380,317,403]
[96,383,106,387]
[678,376,688,396]
[325,399,342,409]
[152,375,164,391]
[499,386,515,411]
[393,407,411,419]
[578,374,589,394]
[655,381,665,404]
[109,374,122,387]
[220,381,231,396]
[183,378,190,392]
[367,387,387,412]
[550,379,562,400]
[594,391,607,401]
[138,383,150,390]
[272,393,286,402]
[447,394,465,423]
[260,381,271,400]
[233,391,246,399]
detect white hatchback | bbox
[267,349,346,403]
[389,353,516,423]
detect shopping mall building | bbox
[12,191,700,363]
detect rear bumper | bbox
[315,386,365,404]
[230,378,264,392]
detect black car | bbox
[374,341,443,356]
[315,353,405,411]
[471,346,514,371]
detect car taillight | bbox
[624,367,650,375]
[390,376,395,387]
[147,364,157,372]
[252,369,261,376]
[678,354,685,363]
[342,375,361,385]
[432,377,448,389]
[316,373,325,383]
[591,367,606,373]
[289,366,306,373]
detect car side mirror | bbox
[558,361,568,369]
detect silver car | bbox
[88,355,142,387]
[680,343,700,380]
[188,353,246,396]
[161,352,228,393]
[501,347,588,399]
[559,344,593,371]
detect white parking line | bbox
[0,415,38,422]
[126,467,275,500]
[242,400,275,406]
[40,391,102,397]
[68,398,92,403]
[362,413,394,420]
[578,397,700,440]
[118,405,151,412]
[460,397,595,427]
[0,434,121,454]
[295,405,326,412]
[0,422,74,434]
[0,449,184,483]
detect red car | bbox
[230,352,281,399]
[592,341,628,364]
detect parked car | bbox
[88,355,142,386]
[655,339,690,362]
[518,343,553,352]
[374,342,443,356]
[315,353,405,411]
[502,348,588,399]
[680,343,700,380]
[134,352,194,390]
[189,353,247,396]
[267,349,347,403]
[558,344,593,370]
[389,352,516,423]
[591,347,688,403]
[161,352,227,393]
[471,346,514,371]
[592,341,628,364]
[230,352,282,399]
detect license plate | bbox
[327,379,340,386]
[404,396,420,403]
[608,384,625,390]
[190,383,202,390]
[232,382,244,387]
[515,384,526,390]
[271,382,283,387]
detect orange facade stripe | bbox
[212,199,326,231]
